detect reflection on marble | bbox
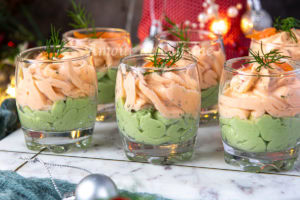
[0,151,36,171]
[1,123,300,176]
[17,154,300,200]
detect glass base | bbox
[121,136,196,165]
[223,141,299,172]
[23,127,93,153]
[199,108,218,125]
[96,103,116,122]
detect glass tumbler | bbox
[219,56,300,172]
[63,28,132,122]
[16,46,98,153]
[156,30,225,124]
[116,54,201,164]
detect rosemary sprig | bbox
[274,17,300,42]
[45,25,66,59]
[68,0,94,30]
[246,42,290,72]
[164,16,189,42]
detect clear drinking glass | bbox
[16,46,98,153]
[156,30,225,124]
[63,28,132,122]
[116,54,201,164]
[219,56,300,172]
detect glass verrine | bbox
[156,30,225,124]
[116,54,201,164]
[250,29,300,61]
[219,56,300,172]
[63,28,132,122]
[16,46,97,153]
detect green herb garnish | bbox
[164,16,189,42]
[68,0,94,30]
[246,42,290,72]
[45,25,66,59]
[150,43,184,68]
[274,17,300,42]
[144,43,184,75]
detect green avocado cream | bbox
[97,68,117,104]
[116,98,198,145]
[220,115,300,152]
[201,84,219,109]
[18,97,97,132]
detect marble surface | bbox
[0,151,36,171]
[17,154,300,200]
[1,124,300,199]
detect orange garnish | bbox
[73,31,103,38]
[242,64,253,71]
[73,31,126,39]
[144,58,176,68]
[41,52,64,59]
[275,62,294,71]
[246,27,277,40]
[73,31,89,38]
[144,62,154,68]
[100,32,126,39]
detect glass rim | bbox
[63,27,130,41]
[225,56,300,77]
[155,30,222,44]
[252,37,300,47]
[16,46,91,64]
[120,53,198,72]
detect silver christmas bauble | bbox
[251,10,272,31]
[240,9,272,34]
[75,174,118,200]
[227,6,238,18]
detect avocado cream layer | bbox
[116,99,198,145]
[18,97,96,132]
[220,115,300,152]
[201,84,219,109]
[97,68,117,104]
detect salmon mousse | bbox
[16,47,97,132]
[219,48,300,171]
[116,49,201,163]
[190,41,225,109]
[63,28,131,105]
[156,24,225,111]
[248,17,300,60]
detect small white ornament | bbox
[198,13,207,23]
[227,6,238,18]
[191,23,197,29]
[203,2,208,8]
[236,3,242,10]
[207,6,215,16]
[214,4,219,10]
[200,23,205,28]
[184,20,191,26]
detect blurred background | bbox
[1,0,299,45]
[0,0,299,100]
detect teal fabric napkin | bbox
[0,171,169,200]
